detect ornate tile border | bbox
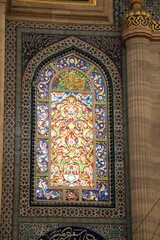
[1,21,131,239]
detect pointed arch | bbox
[22,37,122,207]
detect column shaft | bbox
[126,37,153,240]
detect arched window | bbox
[32,53,112,205]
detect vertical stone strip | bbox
[125,37,154,240]
[0,2,5,217]
[123,1,160,237]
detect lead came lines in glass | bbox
[35,54,109,204]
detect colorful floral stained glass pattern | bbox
[36,103,49,136]
[35,54,109,203]
[95,105,107,138]
[50,92,94,188]
[96,142,108,178]
[37,68,54,99]
[55,55,91,72]
[36,139,48,174]
[65,190,79,201]
[36,177,62,200]
[82,181,109,202]
[91,70,107,103]
[52,69,92,91]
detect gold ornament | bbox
[122,0,160,32]
[60,70,85,91]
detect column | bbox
[123,1,160,239]
[125,36,153,240]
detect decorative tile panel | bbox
[1,18,131,239]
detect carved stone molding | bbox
[6,0,113,25]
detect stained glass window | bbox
[34,54,109,204]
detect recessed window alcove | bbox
[31,48,115,207]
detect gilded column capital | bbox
[122,0,160,34]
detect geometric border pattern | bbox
[31,50,113,207]
[22,36,124,215]
[143,0,160,20]
[1,21,130,240]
